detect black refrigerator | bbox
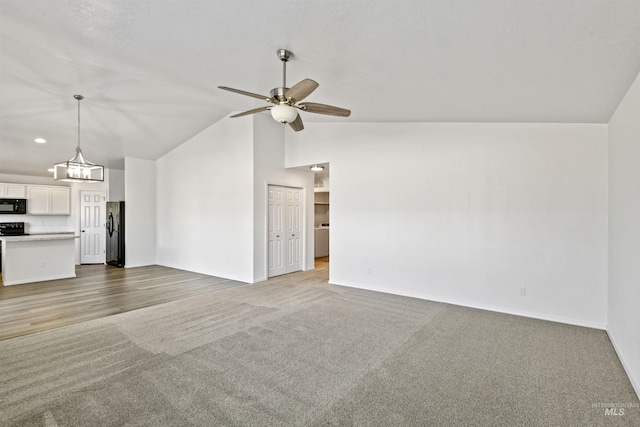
[106,201,125,267]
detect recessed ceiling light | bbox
[35,138,46,143]
[310,165,324,171]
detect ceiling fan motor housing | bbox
[270,87,290,103]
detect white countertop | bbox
[0,233,76,242]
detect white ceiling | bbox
[1,0,639,177]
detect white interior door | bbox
[285,187,302,274]
[268,185,303,277]
[268,186,286,277]
[80,190,106,264]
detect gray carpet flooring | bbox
[1,270,638,426]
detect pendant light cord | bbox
[74,94,84,151]
[77,97,81,150]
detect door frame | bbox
[265,183,307,279]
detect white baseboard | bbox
[328,280,607,330]
[3,273,76,286]
[450,301,607,330]
[607,330,640,400]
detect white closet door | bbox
[268,186,286,277]
[285,187,302,273]
[268,185,303,277]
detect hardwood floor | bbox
[0,264,246,341]
[0,258,330,341]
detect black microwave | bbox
[0,198,27,214]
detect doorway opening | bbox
[312,163,330,272]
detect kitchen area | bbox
[0,179,125,286]
[0,183,76,285]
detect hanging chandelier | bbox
[53,94,104,183]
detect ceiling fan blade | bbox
[299,102,351,117]
[218,86,271,101]
[288,113,304,132]
[230,106,270,118]
[285,79,319,102]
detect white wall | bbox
[286,122,608,328]
[0,173,65,186]
[252,113,315,282]
[124,158,156,267]
[155,117,255,283]
[608,72,640,397]
[155,113,314,283]
[107,169,125,201]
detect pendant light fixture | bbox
[54,94,104,182]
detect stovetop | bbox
[0,222,26,236]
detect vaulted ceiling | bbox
[1,0,639,177]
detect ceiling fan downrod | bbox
[277,49,293,89]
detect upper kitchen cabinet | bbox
[26,185,71,215]
[0,183,26,198]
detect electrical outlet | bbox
[520,286,526,296]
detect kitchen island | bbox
[0,234,76,286]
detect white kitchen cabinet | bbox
[26,185,71,215]
[50,187,71,214]
[27,187,50,213]
[0,183,26,198]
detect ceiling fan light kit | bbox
[271,104,298,123]
[53,94,104,183]
[218,49,351,132]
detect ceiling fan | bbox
[218,49,351,132]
